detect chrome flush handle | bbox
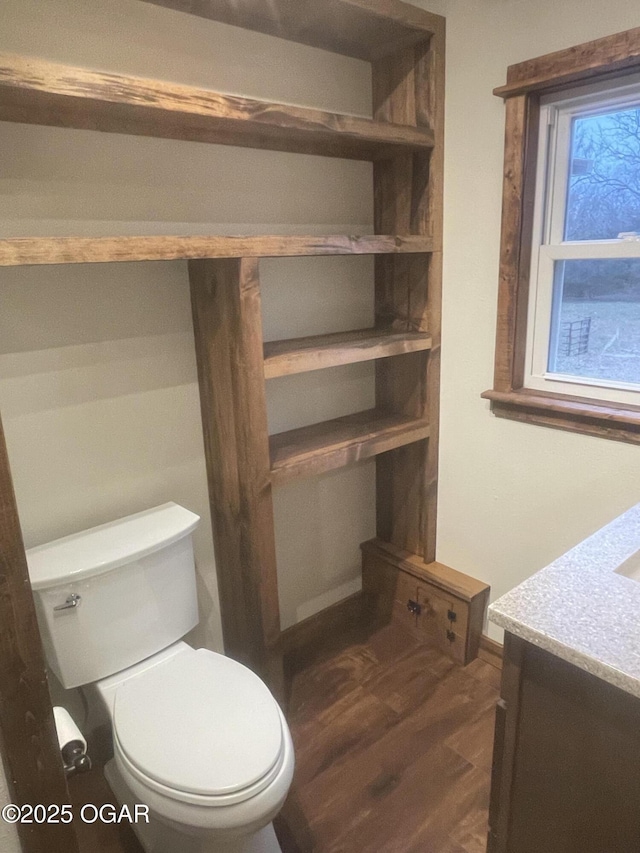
[53,593,82,612]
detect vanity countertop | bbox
[489,503,640,699]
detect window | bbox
[527,78,640,406]
[483,27,640,444]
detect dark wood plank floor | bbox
[68,762,143,853]
[275,622,500,853]
[69,622,499,853]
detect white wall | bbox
[438,0,640,640]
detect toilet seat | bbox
[112,647,285,807]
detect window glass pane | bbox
[548,259,640,387]
[565,107,640,241]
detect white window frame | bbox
[525,74,640,406]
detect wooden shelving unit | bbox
[0,8,448,844]
[0,0,445,696]
[264,328,433,378]
[269,409,431,485]
[0,53,435,161]
[0,234,433,267]
[141,0,437,60]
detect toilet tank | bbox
[27,503,200,689]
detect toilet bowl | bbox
[94,642,294,851]
[26,503,294,853]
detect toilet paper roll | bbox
[53,706,87,754]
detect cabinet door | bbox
[503,641,640,853]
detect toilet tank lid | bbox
[26,503,200,591]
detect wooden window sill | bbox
[481,388,640,445]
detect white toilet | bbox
[27,503,294,853]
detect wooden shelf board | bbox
[269,409,430,485]
[264,328,432,378]
[0,234,434,267]
[141,0,443,61]
[0,54,434,162]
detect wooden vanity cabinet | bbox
[489,633,640,853]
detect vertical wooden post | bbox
[189,258,281,684]
[372,24,445,563]
[0,414,78,853]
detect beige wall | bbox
[438,0,640,640]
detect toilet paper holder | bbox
[62,741,92,778]
[53,707,92,778]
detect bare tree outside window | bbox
[566,107,640,241]
[549,105,640,387]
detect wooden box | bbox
[361,538,490,665]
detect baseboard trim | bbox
[479,634,504,670]
[276,590,504,675]
[277,591,364,658]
